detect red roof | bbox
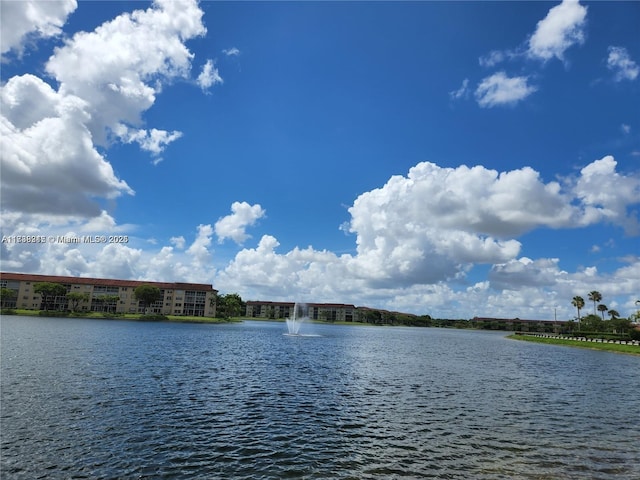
[0,272,216,292]
[246,300,356,309]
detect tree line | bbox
[571,290,639,337]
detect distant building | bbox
[246,301,359,322]
[0,272,217,317]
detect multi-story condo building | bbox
[245,301,359,322]
[0,272,217,317]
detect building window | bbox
[93,285,119,295]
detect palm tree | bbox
[572,296,585,328]
[597,303,608,320]
[588,291,602,315]
[603,308,620,333]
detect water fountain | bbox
[285,303,307,335]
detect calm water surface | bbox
[1,315,639,479]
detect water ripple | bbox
[2,317,640,479]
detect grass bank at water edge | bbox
[507,334,640,356]
[0,309,238,324]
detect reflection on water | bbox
[2,316,639,479]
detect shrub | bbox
[139,314,169,321]
[38,310,69,317]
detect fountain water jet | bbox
[285,303,307,335]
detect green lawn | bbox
[2,309,237,324]
[507,334,640,356]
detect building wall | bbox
[245,301,359,322]
[0,273,217,317]
[245,301,294,319]
[308,304,358,322]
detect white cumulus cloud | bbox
[212,156,640,306]
[475,72,537,107]
[197,59,224,90]
[527,0,587,62]
[186,224,214,265]
[44,0,206,146]
[607,46,639,82]
[342,157,639,289]
[571,156,640,234]
[489,257,565,291]
[215,202,266,244]
[0,75,134,216]
[116,126,184,159]
[1,0,207,219]
[223,47,240,56]
[170,236,186,250]
[0,0,77,56]
[217,234,348,302]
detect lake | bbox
[1,315,639,479]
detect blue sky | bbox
[1,0,639,320]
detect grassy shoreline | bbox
[2,311,393,327]
[1,309,238,324]
[507,334,640,356]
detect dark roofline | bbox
[246,300,357,309]
[0,272,217,293]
